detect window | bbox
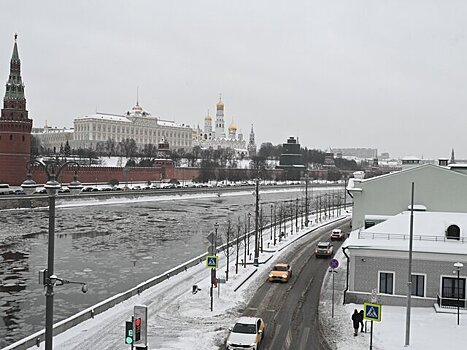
[379,272,394,294]
[446,225,460,240]
[442,277,466,308]
[411,274,425,297]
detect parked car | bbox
[0,184,13,195]
[14,189,26,195]
[315,241,334,258]
[226,316,265,350]
[268,263,292,283]
[330,229,345,241]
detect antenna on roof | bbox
[136,86,139,106]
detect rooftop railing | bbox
[358,230,466,243]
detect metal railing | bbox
[437,294,466,308]
[358,231,466,243]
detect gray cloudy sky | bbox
[1,0,467,159]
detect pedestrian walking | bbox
[351,309,360,336]
[358,310,365,333]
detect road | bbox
[241,219,351,350]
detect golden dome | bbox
[216,98,224,108]
[205,110,212,120]
[228,122,237,131]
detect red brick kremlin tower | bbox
[0,35,33,185]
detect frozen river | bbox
[0,186,343,347]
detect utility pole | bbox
[243,215,247,267]
[270,204,273,241]
[305,172,309,226]
[405,183,415,346]
[273,203,277,245]
[260,205,263,253]
[254,178,260,266]
[295,198,299,232]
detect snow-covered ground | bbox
[12,211,466,350]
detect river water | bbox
[0,186,342,347]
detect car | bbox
[226,316,265,350]
[268,263,292,283]
[13,189,26,195]
[315,241,334,258]
[330,229,345,241]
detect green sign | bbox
[125,321,133,344]
[206,255,218,269]
[364,302,382,322]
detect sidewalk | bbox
[319,249,467,350]
[17,214,347,350]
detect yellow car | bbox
[268,263,292,283]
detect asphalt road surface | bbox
[241,218,351,350]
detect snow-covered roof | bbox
[349,163,467,188]
[449,163,467,169]
[345,211,467,255]
[157,119,190,128]
[75,113,131,123]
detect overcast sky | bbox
[1,1,467,159]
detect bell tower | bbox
[0,34,33,185]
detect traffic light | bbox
[135,317,141,342]
[125,321,133,344]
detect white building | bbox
[344,211,467,308]
[73,101,193,151]
[32,123,74,152]
[347,164,467,230]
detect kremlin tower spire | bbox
[0,34,33,185]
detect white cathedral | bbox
[194,97,257,158]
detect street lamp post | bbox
[22,159,84,350]
[247,212,251,257]
[305,172,309,227]
[273,203,277,246]
[454,262,464,325]
[210,222,219,312]
[254,178,260,266]
[270,204,273,241]
[295,198,298,232]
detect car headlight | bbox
[269,273,273,278]
[282,274,288,278]
[226,340,232,345]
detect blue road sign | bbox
[206,255,218,269]
[329,258,339,269]
[364,302,382,322]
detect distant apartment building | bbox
[331,148,378,159]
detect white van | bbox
[0,184,12,195]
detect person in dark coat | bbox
[351,309,360,336]
[358,310,365,332]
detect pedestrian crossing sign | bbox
[206,255,218,269]
[364,302,382,322]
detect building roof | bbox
[345,211,467,256]
[347,163,467,190]
[75,113,131,123]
